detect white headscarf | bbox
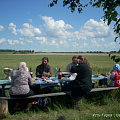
[18,62,28,71]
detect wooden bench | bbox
[0,86,10,89]
[0,87,119,118]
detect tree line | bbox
[0,49,120,54]
[0,49,34,54]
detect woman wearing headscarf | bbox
[62,56,92,100]
[9,62,34,111]
[109,64,120,87]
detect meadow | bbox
[0,53,117,78]
[0,53,120,120]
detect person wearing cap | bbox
[109,64,120,87]
[9,62,35,111]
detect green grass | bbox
[0,53,117,78]
[0,53,120,120]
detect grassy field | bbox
[0,52,118,78]
[0,53,120,120]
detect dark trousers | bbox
[62,81,88,100]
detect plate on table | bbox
[62,72,71,77]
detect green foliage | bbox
[0,49,34,54]
[109,54,120,63]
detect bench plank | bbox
[0,86,10,89]
[90,87,119,92]
[0,86,119,118]
[0,87,119,100]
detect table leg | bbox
[104,78,109,87]
[60,83,63,91]
[2,85,6,97]
[99,78,108,87]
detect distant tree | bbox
[49,0,120,62]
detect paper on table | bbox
[69,73,77,80]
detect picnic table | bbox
[0,75,119,118]
[0,75,110,97]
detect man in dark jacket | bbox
[62,56,92,99]
[36,57,52,78]
[32,57,52,94]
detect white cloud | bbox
[84,19,111,38]
[0,16,118,52]
[74,31,87,40]
[59,40,64,44]
[26,39,33,43]
[34,37,46,41]
[8,39,19,45]
[14,40,19,44]
[8,23,17,35]
[99,38,105,42]
[39,38,47,44]
[83,19,100,30]
[50,38,59,46]
[0,25,4,31]
[91,38,101,47]
[17,23,41,38]
[83,42,88,47]
[104,42,120,49]
[72,42,78,48]
[33,36,47,45]
[41,16,73,40]
[19,38,24,40]
[20,41,25,45]
[0,38,6,43]
[73,19,112,41]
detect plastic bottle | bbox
[55,68,58,80]
[58,68,62,79]
[29,67,33,77]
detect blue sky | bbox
[0,0,120,52]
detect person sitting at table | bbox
[65,56,77,72]
[9,62,35,111]
[62,55,92,100]
[33,57,52,94]
[36,57,52,78]
[109,64,120,87]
